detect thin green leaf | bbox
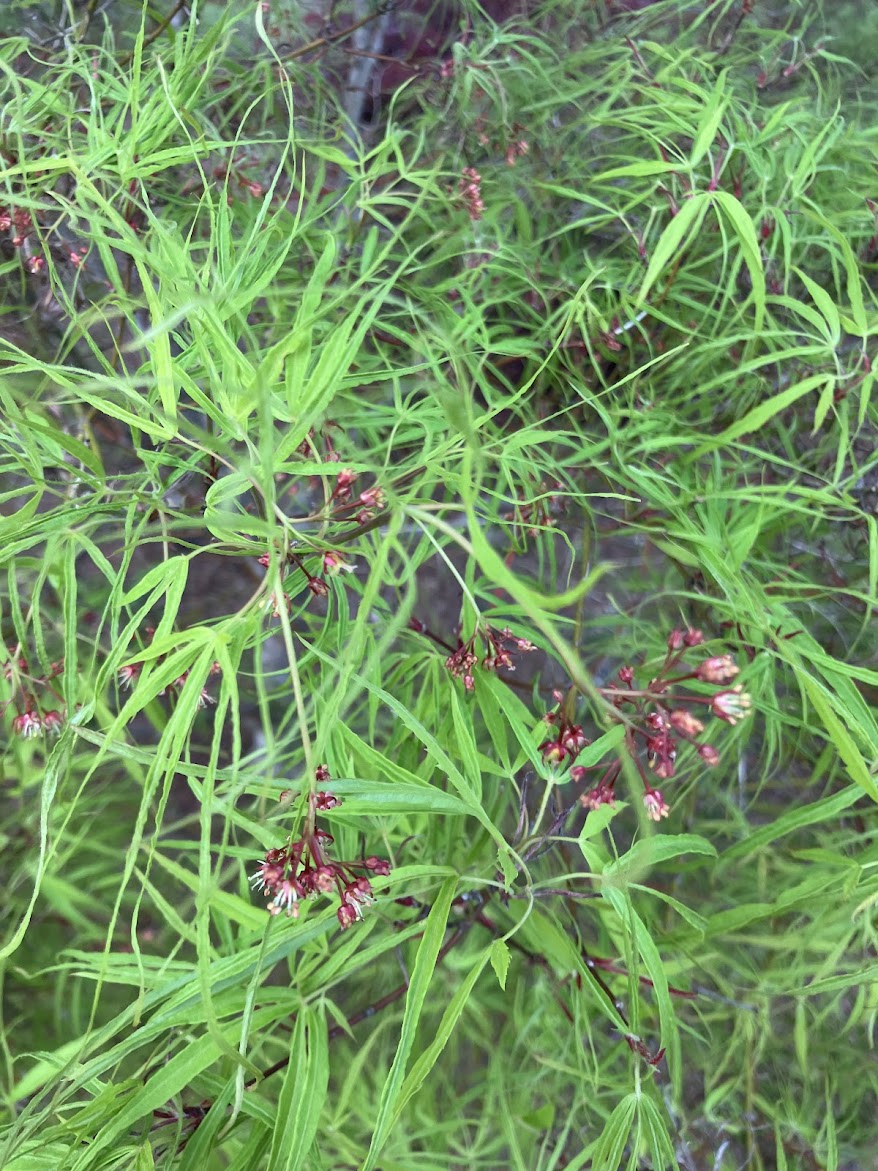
[268,1005,329,1171]
[638,193,710,308]
[362,876,458,1170]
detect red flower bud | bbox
[696,655,740,683]
[337,903,358,929]
[669,709,705,737]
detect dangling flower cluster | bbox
[118,629,220,710]
[355,485,385,524]
[504,135,530,167]
[256,470,383,590]
[444,636,479,691]
[258,547,326,603]
[250,769,391,929]
[331,467,358,505]
[539,701,590,767]
[3,646,67,739]
[0,199,90,276]
[1,204,43,273]
[441,624,536,691]
[458,167,485,221]
[257,541,357,607]
[564,628,754,821]
[327,469,385,524]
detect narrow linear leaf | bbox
[604,833,717,880]
[712,190,766,333]
[392,947,491,1122]
[601,887,675,1057]
[592,1094,638,1171]
[638,193,710,308]
[690,373,829,456]
[268,1005,329,1171]
[362,876,458,1170]
[799,675,878,802]
[68,1033,226,1171]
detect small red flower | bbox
[314,791,341,810]
[711,686,752,725]
[196,689,216,710]
[581,784,616,811]
[337,902,358,929]
[270,876,305,917]
[118,663,141,689]
[12,710,43,738]
[561,723,589,754]
[344,876,375,910]
[696,655,740,683]
[539,739,569,765]
[322,550,355,575]
[42,710,65,736]
[698,744,720,766]
[669,709,705,737]
[643,788,670,821]
[310,865,337,893]
[359,486,384,510]
[250,855,286,894]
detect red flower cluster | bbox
[251,770,391,929]
[458,167,485,221]
[504,137,530,167]
[563,628,754,821]
[329,469,385,524]
[0,201,90,275]
[443,625,536,691]
[3,646,67,740]
[258,540,358,608]
[1,204,40,265]
[539,710,590,766]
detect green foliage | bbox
[1,1,877,1168]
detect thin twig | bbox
[280,6,392,64]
